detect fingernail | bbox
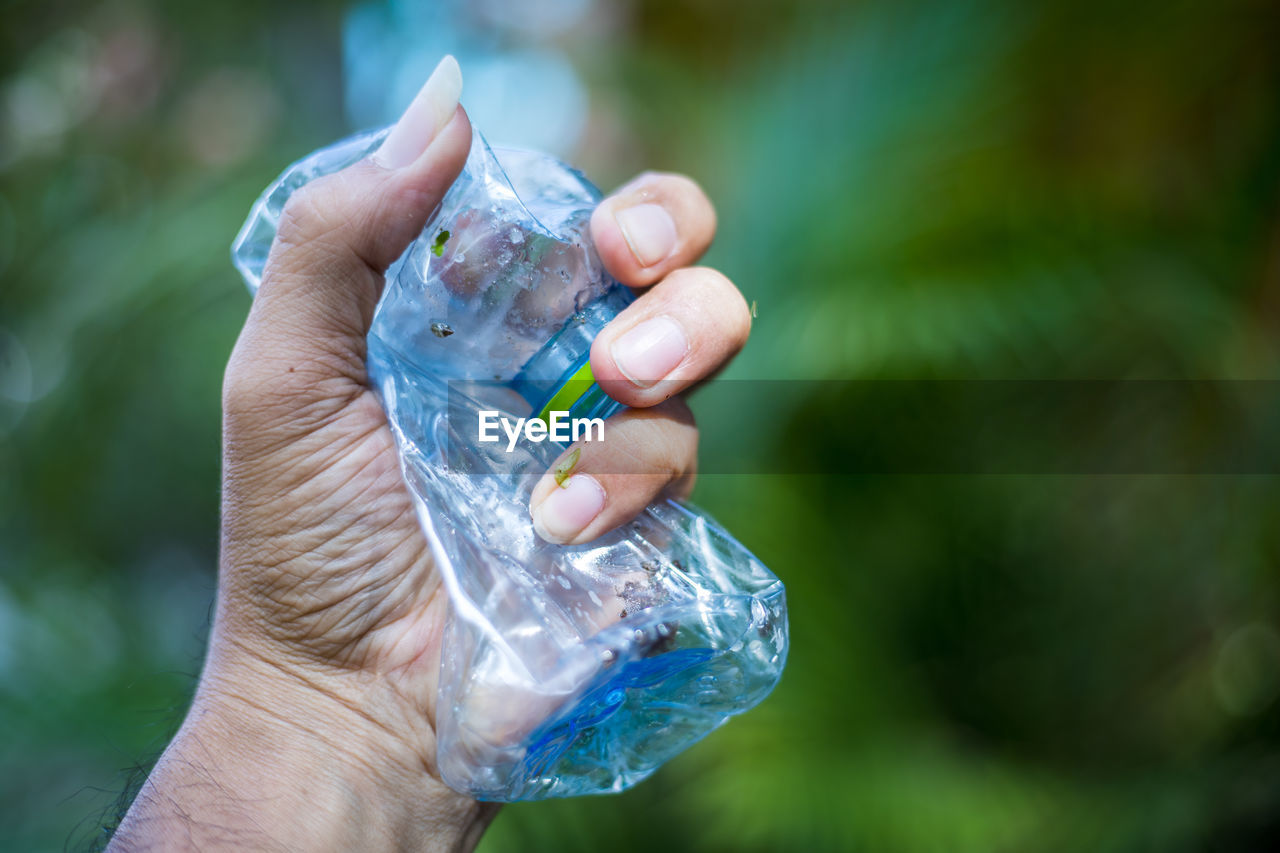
[610,316,689,388]
[374,55,463,169]
[532,474,606,543]
[615,203,677,267]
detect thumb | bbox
[231,56,471,406]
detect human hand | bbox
[112,54,750,852]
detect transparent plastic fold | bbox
[232,126,788,801]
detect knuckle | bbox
[629,169,667,188]
[635,403,698,482]
[669,406,699,453]
[664,172,707,203]
[692,266,750,336]
[634,438,686,486]
[653,172,715,221]
[276,177,343,248]
[624,170,696,202]
[223,348,356,436]
[222,332,291,419]
[655,395,696,429]
[672,264,744,307]
[664,422,698,482]
[222,354,276,420]
[221,335,291,419]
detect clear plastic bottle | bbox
[232,126,788,801]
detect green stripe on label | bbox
[535,360,596,425]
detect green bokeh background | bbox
[3,0,1280,850]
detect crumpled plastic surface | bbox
[232,126,788,801]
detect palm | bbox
[223,380,450,718]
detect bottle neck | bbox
[512,286,633,425]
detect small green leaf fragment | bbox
[431,229,451,257]
[750,299,758,318]
[553,447,581,487]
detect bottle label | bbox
[534,360,598,426]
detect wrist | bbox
[112,641,495,852]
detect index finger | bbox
[590,172,717,289]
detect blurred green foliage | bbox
[3,0,1280,850]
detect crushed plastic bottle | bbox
[231,125,788,801]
